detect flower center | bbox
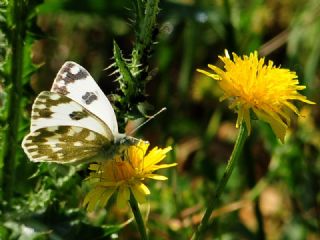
[112,160,136,182]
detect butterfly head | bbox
[113,133,139,145]
[98,134,142,161]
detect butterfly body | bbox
[22,61,137,164]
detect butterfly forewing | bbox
[30,91,113,139]
[22,126,112,163]
[51,61,119,135]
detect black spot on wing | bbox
[63,62,88,82]
[52,62,89,95]
[69,111,89,120]
[32,92,70,119]
[52,85,69,95]
[82,92,98,105]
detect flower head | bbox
[197,50,315,142]
[83,141,175,211]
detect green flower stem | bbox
[191,123,248,240]
[2,0,25,203]
[129,191,148,240]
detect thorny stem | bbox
[131,0,159,78]
[2,0,25,203]
[133,0,143,23]
[114,0,160,130]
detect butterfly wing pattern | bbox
[22,61,129,164]
[51,61,119,135]
[22,126,111,163]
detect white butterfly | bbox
[22,61,137,164]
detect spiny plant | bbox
[0,0,43,205]
[110,0,160,131]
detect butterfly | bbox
[22,61,137,164]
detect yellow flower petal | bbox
[131,184,148,204]
[146,163,177,172]
[83,187,105,212]
[97,188,116,209]
[145,174,168,180]
[97,181,120,187]
[143,146,172,169]
[254,109,287,143]
[196,69,220,80]
[117,186,130,209]
[137,182,150,195]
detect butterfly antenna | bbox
[129,107,167,135]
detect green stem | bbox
[191,123,248,240]
[2,0,25,203]
[129,191,148,240]
[133,0,143,23]
[131,0,159,77]
[178,18,196,96]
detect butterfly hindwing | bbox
[30,91,113,139]
[22,126,112,163]
[50,61,119,135]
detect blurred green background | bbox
[0,0,319,239]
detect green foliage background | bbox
[0,0,319,239]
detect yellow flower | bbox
[83,141,175,212]
[197,50,315,142]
